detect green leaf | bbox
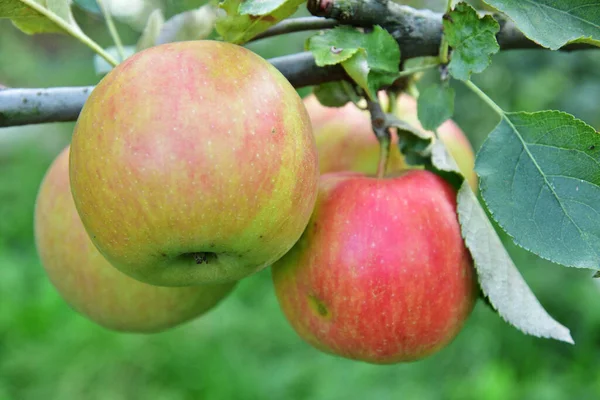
[1,0,82,35]
[417,82,455,131]
[367,70,400,99]
[476,111,600,270]
[342,50,371,95]
[307,26,400,71]
[424,117,572,343]
[156,5,216,45]
[443,2,500,81]
[306,26,400,99]
[306,28,360,66]
[136,8,164,52]
[457,181,574,344]
[312,81,359,108]
[483,0,600,50]
[239,0,287,16]
[216,0,304,44]
[361,25,400,74]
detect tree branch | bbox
[1,1,597,127]
[249,17,339,42]
[0,53,346,127]
[306,0,596,56]
[0,86,93,127]
[270,52,346,88]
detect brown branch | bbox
[249,17,339,42]
[1,2,596,127]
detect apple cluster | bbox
[35,41,478,364]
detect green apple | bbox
[272,170,477,364]
[70,41,319,286]
[305,93,478,190]
[35,147,235,333]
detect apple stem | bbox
[367,99,392,179]
[376,137,391,179]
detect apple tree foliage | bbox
[2,0,600,347]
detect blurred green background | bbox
[2,1,600,399]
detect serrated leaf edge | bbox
[475,110,600,270]
[445,3,500,81]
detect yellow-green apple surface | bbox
[272,170,477,364]
[70,41,319,287]
[36,147,236,333]
[304,93,478,190]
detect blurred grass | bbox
[2,4,600,399]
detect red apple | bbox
[70,41,319,287]
[304,93,478,190]
[271,170,477,364]
[35,147,236,333]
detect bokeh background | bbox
[2,1,600,399]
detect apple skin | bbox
[271,170,477,364]
[70,41,319,286]
[35,147,236,333]
[304,94,478,191]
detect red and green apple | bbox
[272,170,477,364]
[35,147,236,333]
[70,41,319,287]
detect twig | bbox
[97,0,126,61]
[249,17,339,42]
[17,0,118,66]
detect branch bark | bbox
[249,17,339,42]
[0,86,93,127]
[1,2,596,127]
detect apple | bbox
[271,170,477,364]
[70,41,319,287]
[35,147,236,333]
[304,93,478,190]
